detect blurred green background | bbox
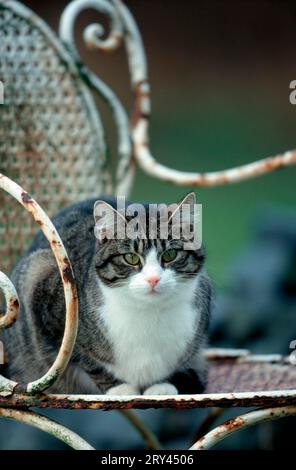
[22,0,296,286]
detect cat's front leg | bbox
[168,368,206,394]
[143,368,206,396]
[106,383,140,395]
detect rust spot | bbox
[21,191,34,204]
[195,435,206,449]
[133,80,149,97]
[265,155,285,172]
[131,80,150,127]
[217,174,230,185]
[1,393,296,411]
[62,258,75,285]
[35,219,43,226]
[131,104,149,127]
[223,416,245,432]
[195,175,209,187]
[112,32,123,42]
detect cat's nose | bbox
[146,276,160,287]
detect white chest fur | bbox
[100,286,199,388]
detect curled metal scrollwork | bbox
[60,0,134,196]
[61,0,296,189]
[61,0,123,53]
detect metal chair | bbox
[1,0,296,450]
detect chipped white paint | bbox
[59,0,133,196]
[0,408,94,450]
[60,0,296,193]
[1,387,296,409]
[0,173,78,395]
[190,406,296,450]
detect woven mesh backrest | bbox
[0,1,108,273]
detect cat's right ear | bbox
[94,201,126,242]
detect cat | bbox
[2,192,212,395]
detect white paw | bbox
[143,383,178,396]
[106,383,140,396]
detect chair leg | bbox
[119,409,162,450]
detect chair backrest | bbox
[0,1,110,272]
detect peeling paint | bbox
[0,408,94,450]
[21,191,34,204]
[1,388,296,411]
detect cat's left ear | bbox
[94,200,126,242]
[168,192,200,248]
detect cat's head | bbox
[93,193,204,303]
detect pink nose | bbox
[147,276,160,287]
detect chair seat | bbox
[205,349,296,393]
[1,349,296,409]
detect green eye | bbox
[124,253,140,266]
[162,249,178,263]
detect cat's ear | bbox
[94,201,126,242]
[168,192,196,225]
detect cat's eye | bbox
[162,249,178,263]
[124,253,140,266]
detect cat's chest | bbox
[101,300,198,388]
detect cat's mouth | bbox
[148,288,159,295]
[148,283,168,296]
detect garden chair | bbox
[1,0,296,450]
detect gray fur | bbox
[2,196,212,393]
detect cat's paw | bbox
[106,383,140,396]
[143,383,178,396]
